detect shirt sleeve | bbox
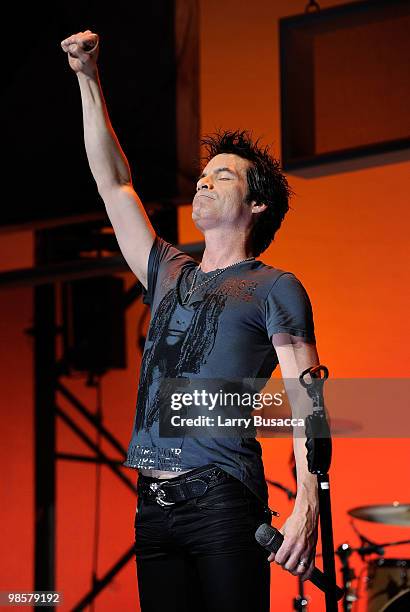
[264,272,316,343]
[142,235,194,306]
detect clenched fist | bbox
[61,30,99,77]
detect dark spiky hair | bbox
[200,130,293,256]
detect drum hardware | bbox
[335,511,410,611]
[335,523,386,612]
[335,542,359,611]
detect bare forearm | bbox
[77,71,131,191]
[272,340,321,576]
[293,436,318,510]
[289,388,319,509]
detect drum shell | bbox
[365,558,410,612]
[380,588,410,612]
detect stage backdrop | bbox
[1,0,409,610]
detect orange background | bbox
[1,1,409,610]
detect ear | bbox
[250,201,268,215]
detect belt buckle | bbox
[149,481,175,507]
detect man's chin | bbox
[192,214,215,232]
[192,216,205,232]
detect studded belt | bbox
[137,464,236,507]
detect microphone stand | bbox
[299,365,339,612]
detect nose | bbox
[196,177,213,191]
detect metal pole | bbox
[34,231,56,604]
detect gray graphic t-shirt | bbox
[123,236,315,503]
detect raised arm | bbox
[60,30,155,288]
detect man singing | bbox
[61,30,319,612]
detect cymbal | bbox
[348,503,410,526]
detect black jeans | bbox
[134,466,272,612]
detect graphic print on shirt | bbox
[135,273,259,433]
[135,286,227,432]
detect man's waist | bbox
[137,463,236,507]
[138,467,192,479]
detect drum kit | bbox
[338,503,410,612]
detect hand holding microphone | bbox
[255,524,344,601]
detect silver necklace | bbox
[182,257,254,305]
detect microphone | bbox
[255,524,344,601]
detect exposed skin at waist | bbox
[139,468,193,479]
